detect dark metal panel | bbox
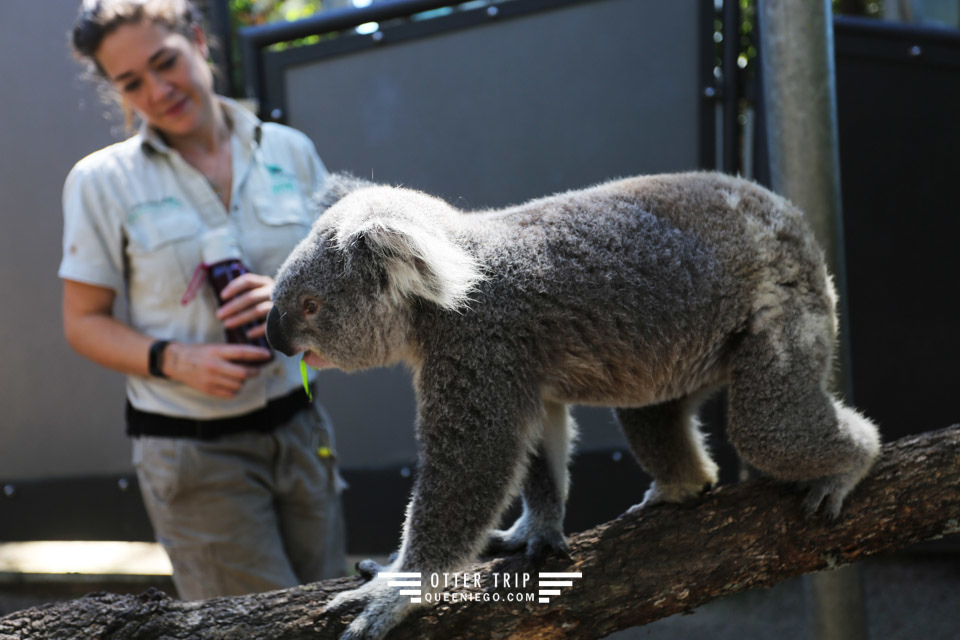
[833,17,960,440]
[279,0,710,207]
[721,0,741,174]
[0,475,152,543]
[240,0,470,102]
[751,18,960,442]
[834,15,960,68]
[206,0,235,96]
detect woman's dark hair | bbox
[72,0,204,75]
[71,0,211,131]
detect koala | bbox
[266,171,880,640]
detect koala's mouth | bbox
[302,350,333,369]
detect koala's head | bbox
[267,185,484,372]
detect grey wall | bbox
[0,1,131,481]
[271,0,708,467]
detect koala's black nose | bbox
[265,306,295,356]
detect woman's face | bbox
[95,20,215,138]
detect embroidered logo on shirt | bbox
[267,164,297,195]
[128,197,185,224]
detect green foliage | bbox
[734,0,883,75]
[738,0,757,73]
[226,0,326,95]
[229,0,323,28]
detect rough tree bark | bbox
[2,426,958,640]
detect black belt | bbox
[126,387,311,440]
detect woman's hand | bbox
[162,342,271,399]
[62,278,271,399]
[217,272,274,339]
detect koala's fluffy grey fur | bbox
[266,172,880,640]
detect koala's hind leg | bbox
[615,395,719,514]
[727,319,880,518]
[486,401,576,563]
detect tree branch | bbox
[2,426,958,640]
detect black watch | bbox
[148,340,170,379]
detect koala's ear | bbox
[312,172,376,213]
[343,220,483,311]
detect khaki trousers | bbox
[133,403,347,599]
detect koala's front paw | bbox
[627,480,713,515]
[327,578,416,640]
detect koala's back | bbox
[450,172,831,406]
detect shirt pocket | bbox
[124,201,203,303]
[126,200,202,252]
[251,194,314,274]
[252,193,313,227]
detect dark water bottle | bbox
[201,228,274,364]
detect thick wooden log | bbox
[2,426,958,640]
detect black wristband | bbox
[148,340,170,379]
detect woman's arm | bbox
[62,279,270,399]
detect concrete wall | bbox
[0,0,131,481]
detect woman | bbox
[60,0,346,599]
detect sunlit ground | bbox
[0,542,172,576]
[0,543,383,578]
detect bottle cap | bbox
[201,227,242,265]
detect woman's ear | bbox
[191,23,208,58]
[120,96,137,132]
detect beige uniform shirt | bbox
[59,98,324,419]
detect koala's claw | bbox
[355,551,400,581]
[338,615,389,640]
[328,578,416,640]
[802,483,828,516]
[485,529,525,556]
[356,559,385,581]
[800,475,858,520]
[485,525,569,565]
[337,628,367,640]
[525,531,571,567]
[325,586,366,616]
[627,480,713,515]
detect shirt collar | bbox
[139,96,263,155]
